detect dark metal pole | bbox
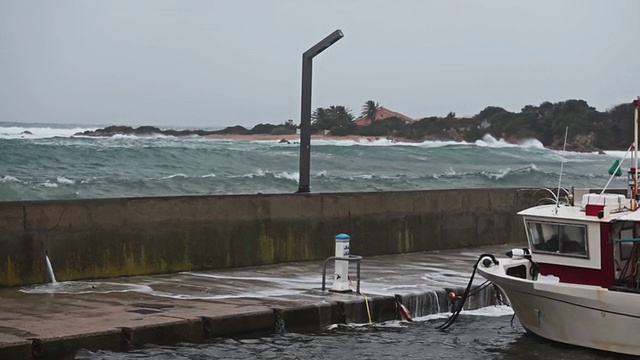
[298,56,313,193]
[297,30,344,193]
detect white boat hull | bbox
[478,258,640,356]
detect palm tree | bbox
[312,107,327,124]
[327,105,354,127]
[361,100,381,124]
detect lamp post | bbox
[297,29,344,193]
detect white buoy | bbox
[330,233,351,292]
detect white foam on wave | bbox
[300,134,546,150]
[241,168,265,178]
[273,171,299,181]
[602,150,632,159]
[352,174,373,180]
[160,173,187,179]
[441,164,540,181]
[0,125,96,139]
[475,134,544,149]
[56,176,75,185]
[310,138,397,147]
[41,181,58,188]
[108,133,170,139]
[1,175,21,183]
[238,169,299,182]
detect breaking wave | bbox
[0,123,628,201]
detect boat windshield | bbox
[526,221,589,258]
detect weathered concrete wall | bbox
[0,188,541,286]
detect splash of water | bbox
[45,255,57,283]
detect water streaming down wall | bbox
[398,289,447,317]
[320,286,499,327]
[45,255,57,283]
[397,285,497,319]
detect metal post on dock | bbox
[297,30,344,193]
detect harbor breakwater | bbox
[0,283,499,360]
[0,188,542,287]
[0,243,505,360]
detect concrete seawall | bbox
[0,188,541,287]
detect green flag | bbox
[608,160,622,177]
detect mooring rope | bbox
[350,278,372,324]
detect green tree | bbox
[327,105,354,127]
[360,100,381,124]
[312,105,354,131]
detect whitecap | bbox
[1,175,21,183]
[353,174,373,180]
[0,124,96,139]
[273,171,299,181]
[56,176,76,185]
[474,134,544,149]
[160,173,188,179]
[239,169,266,178]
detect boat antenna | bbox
[555,126,569,213]
[633,97,640,210]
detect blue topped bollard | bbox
[331,233,352,292]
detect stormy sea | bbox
[0,122,629,202]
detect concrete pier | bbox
[0,244,512,360]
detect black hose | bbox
[466,280,491,296]
[437,254,498,331]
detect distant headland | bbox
[75,99,637,152]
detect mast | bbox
[634,97,640,210]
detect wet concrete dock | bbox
[0,244,515,360]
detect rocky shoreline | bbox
[74,125,607,152]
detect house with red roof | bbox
[354,107,415,126]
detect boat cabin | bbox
[518,191,640,290]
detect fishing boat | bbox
[476,98,640,356]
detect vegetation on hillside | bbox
[302,99,637,151]
[78,99,638,151]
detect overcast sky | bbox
[1,1,638,128]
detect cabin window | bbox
[526,221,588,258]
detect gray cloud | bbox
[1,0,638,127]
